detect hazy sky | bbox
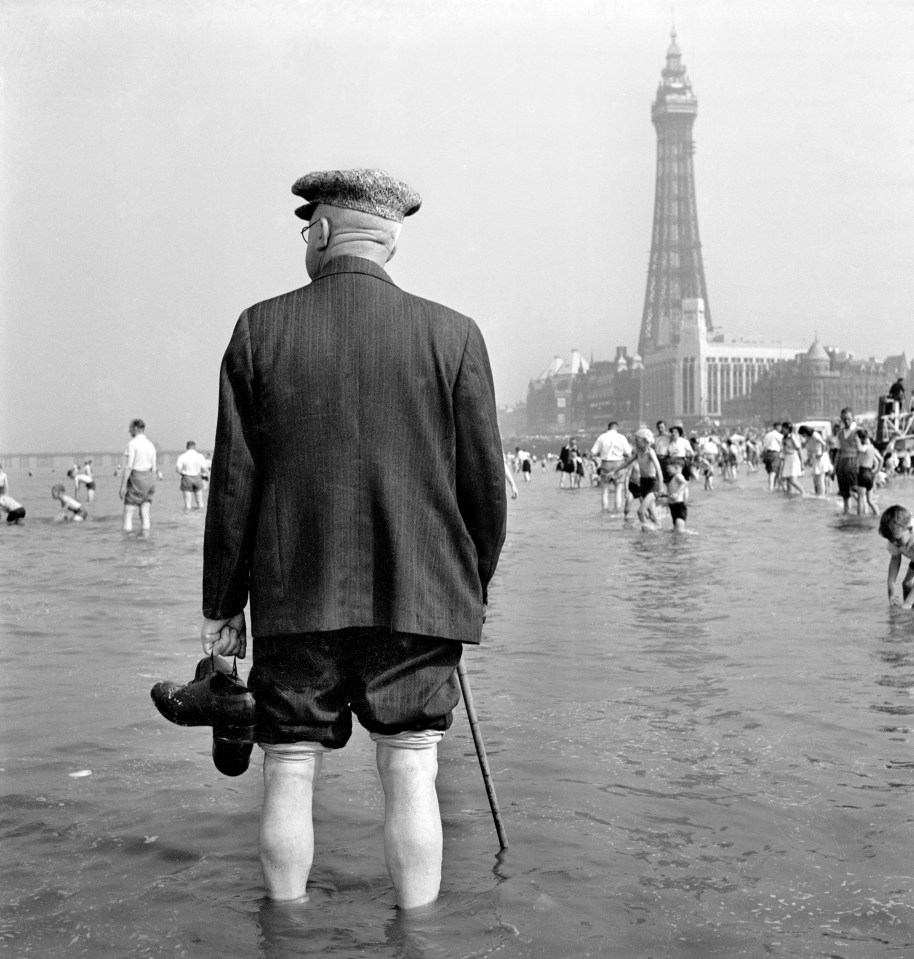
[2,0,912,453]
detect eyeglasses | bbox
[300,219,323,244]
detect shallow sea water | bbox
[1,465,913,958]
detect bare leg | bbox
[139,502,152,530]
[182,491,194,511]
[642,492,659,528]
[376,739,442,910]
[123,504,137,532]
[260,751,323,901]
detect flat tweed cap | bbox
[292,168,422,222]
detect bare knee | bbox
[376,742,438,783]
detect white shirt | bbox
[668,437,692,459]
[590,429,632,462]
[125,434,157,472]
[176,448,208,476]
[761,429,783,453]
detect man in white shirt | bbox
[119,418,157,533]
[590,421,633,512]
[175,441,209,511]
[760,423,784,491]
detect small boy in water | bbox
[613,428,663,528]
[0,493,26,524]
[52,484,88,522]
[661,460,689,531]
[855,430,883,516]
[878,505,914,607]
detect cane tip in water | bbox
[69,769,92,778]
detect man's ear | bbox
[386,244,397,264]
[316,217,330,249]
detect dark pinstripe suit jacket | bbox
[202,255,507,644]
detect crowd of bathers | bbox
[503,406,914,530]
[0,434,213,529]
[0,457,109,525]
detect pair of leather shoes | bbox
[151,655,256,776]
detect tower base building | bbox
[640,299,799,428]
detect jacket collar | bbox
[310,254,397,288]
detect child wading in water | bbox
[52,484,88,522]
[878,504,914,607]
[614,428,663,529]
[662,460,690,531]
[855,430,883,516]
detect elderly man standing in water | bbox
[199,169,507,910]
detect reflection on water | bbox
[1,468,913,957]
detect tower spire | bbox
[638,31,711,357]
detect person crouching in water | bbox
[614,428,663,529]
[52,484,88,521]
[0,493,26,524]
[662,460,689,531]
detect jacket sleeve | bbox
[202,311,262,619]
[453,318,508,604]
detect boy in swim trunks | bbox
[855,430,883,516]
[878,505,914,607]
[613,428,663,529]
[661,460,689,531]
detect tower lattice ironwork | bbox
[638,30,712,358]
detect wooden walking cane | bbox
[456,660,508,850]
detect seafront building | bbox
[723,343,912,424]
[525,348,641,434]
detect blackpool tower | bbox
[638,30,712,358]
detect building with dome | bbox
[722,342,912,425]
